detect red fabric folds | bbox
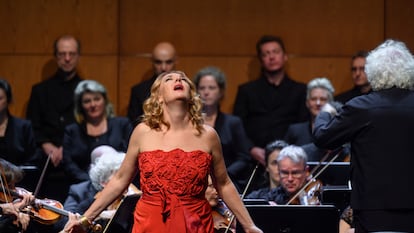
[132,149,214,233]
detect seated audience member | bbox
[0,79,37,166]
[62,80,132,184]
[193,66,252,192]
[260,145,314,205]
[57,146,140,230]
[335,50,371,104]
[205,175,235,233]
[0,159,35,233]
[246,140,288,199]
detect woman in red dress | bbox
[61,71,262,233]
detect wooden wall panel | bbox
[0,56,51,117]
[119,0,383,56]
[385,0,414,51]
[287,57,353,96]
[0,0,118,54]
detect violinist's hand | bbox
[14,192,35,210]
[250,147,265,166]
[60,213,87,233]
[0,203,19,217]
[243,225,263,233]
[17,212,30,231]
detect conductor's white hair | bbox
[366,39,414,91]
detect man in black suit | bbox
[127,42,177,126]
[233,35,308,167]
[313,40,414,232]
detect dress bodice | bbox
[134,149,215,233]
[138,148,212,197]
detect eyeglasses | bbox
[279,170,305,179]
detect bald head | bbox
[152,42,177,75]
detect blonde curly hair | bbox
[141,71,204,134]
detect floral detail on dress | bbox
[138,148,212,197]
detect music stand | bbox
[321,186,351,213]
[307,161,350,185]
[243,199,269,205]
[237,205,339,233]
[18,165,40,191]
[103,194,140,233]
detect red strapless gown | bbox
[132,149,214,233]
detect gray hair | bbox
[366,39,414,91]
[306,77,335,101]
[89,151,125,191]
[277,145,308,167]
[73,80,114,123]
[193,66,227,91]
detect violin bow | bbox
[286,147,343,205]
[224,162,260,233]
[33,152,52,197]
[0,162,12,204]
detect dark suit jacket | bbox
[233,74,308,147]
[214,112,252,190]
[0,115,37,165]
[284,121,313,146]
[62,117,132,183]
[127,75,156,126]
[335,86,372,104]
[26,70,82,147]
[64,180,97,214]
[284,121,328,161]
[313,88,414,210]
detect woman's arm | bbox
[62,127,142,233]
[207,126,262,233]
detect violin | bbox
[1,186,64,224]
[0,186,103,232]
[286,147,344,205]
[211,201,235,233]
[289,178,323,205]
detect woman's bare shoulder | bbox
[201,124,220,143]
[134,122,152,134]
[129,123,152,144]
